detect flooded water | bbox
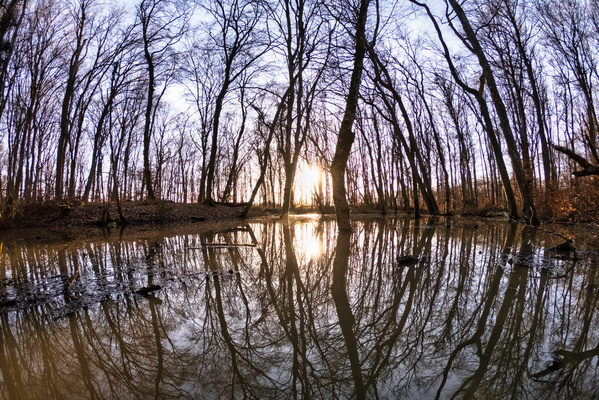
[0,216,598,399]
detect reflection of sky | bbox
[0,218,598,399]
[292,216,324,261]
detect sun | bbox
[303,164,322,187]
[295,162,324,205]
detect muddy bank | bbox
[0,200,275,229]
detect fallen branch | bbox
[554,145,599,176]
[186,243,257,249]
[66,269,80,298]
[214,201,250,207]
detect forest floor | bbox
[0,200,282,239]
[0,200,554,233]
[2,200,598,246]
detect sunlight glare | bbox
[294,222,323,261]
[295,162,324,205]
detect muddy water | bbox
[0,217,598,399]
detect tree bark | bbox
[331,0,370,232]
[447,0,539,225]
[56,3,87,200]
[409,0,520,221]
[141,10,156,201]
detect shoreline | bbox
[0,200,596,237]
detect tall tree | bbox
[82,25,140,203]
[55,0,91,200]
[240,87,291,217]
[0,0,27,121]
[273,0,330,218]
[201,0,270,206]
[137,0,188,200]
[410,0,527,222]
[498,0,554,190]
[368,49,440,215]
[330,0,370,232]
[180,37,218,203]
[538,0,598,175]
[67,5,129,199]
[5,0,61,202]
[446,0,539,224]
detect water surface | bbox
[0,217,598,399]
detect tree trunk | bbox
[56,9,86,200]
[142,33,156,200]
[448,0,538,224]
[330,0,370,233]
[204,83,228,206]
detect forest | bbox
[0,0,598,225]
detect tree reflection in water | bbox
[0,217,598,399]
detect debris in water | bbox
[549,239,575,252]
[134,284,162,296]
[396,255,420,267]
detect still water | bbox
[0,216,598,399]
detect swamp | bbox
[0,216,598,399]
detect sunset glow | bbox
[294,221,324,261]
[294,162,324,205]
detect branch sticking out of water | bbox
[186,243,257,249]
[66,269,79,299]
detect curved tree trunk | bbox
[448,0,538,225]
[410,0,521,221]
[330,0,370,233]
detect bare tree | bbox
[240,86,291,217]
[200,0,270,206]
[538,0,599,181]
[499,0,554,190]
[447,0,539,224]
[82,20,140,203]
[329,0,370,232]
[271,0,331,218]
[0,0,27,121]
[180,36,218,203]
[55,0,92,200]
[368,49,440,215]
[4,0,61,203]
[137,0,189,200]
[409,0,523,222]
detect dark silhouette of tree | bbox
[330,0,370,232]
[446,0,539,224]
[201,0,270,206]
[55,0,92,200]
[137,0,189,200]
[273,0,331,219]
[410,0,521,221]
[0,0,27,122]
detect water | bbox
[0,216,598,399]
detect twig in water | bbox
[66,269,79,298]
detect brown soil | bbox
[0,200,274,231]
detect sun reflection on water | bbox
[293,219,324,261]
